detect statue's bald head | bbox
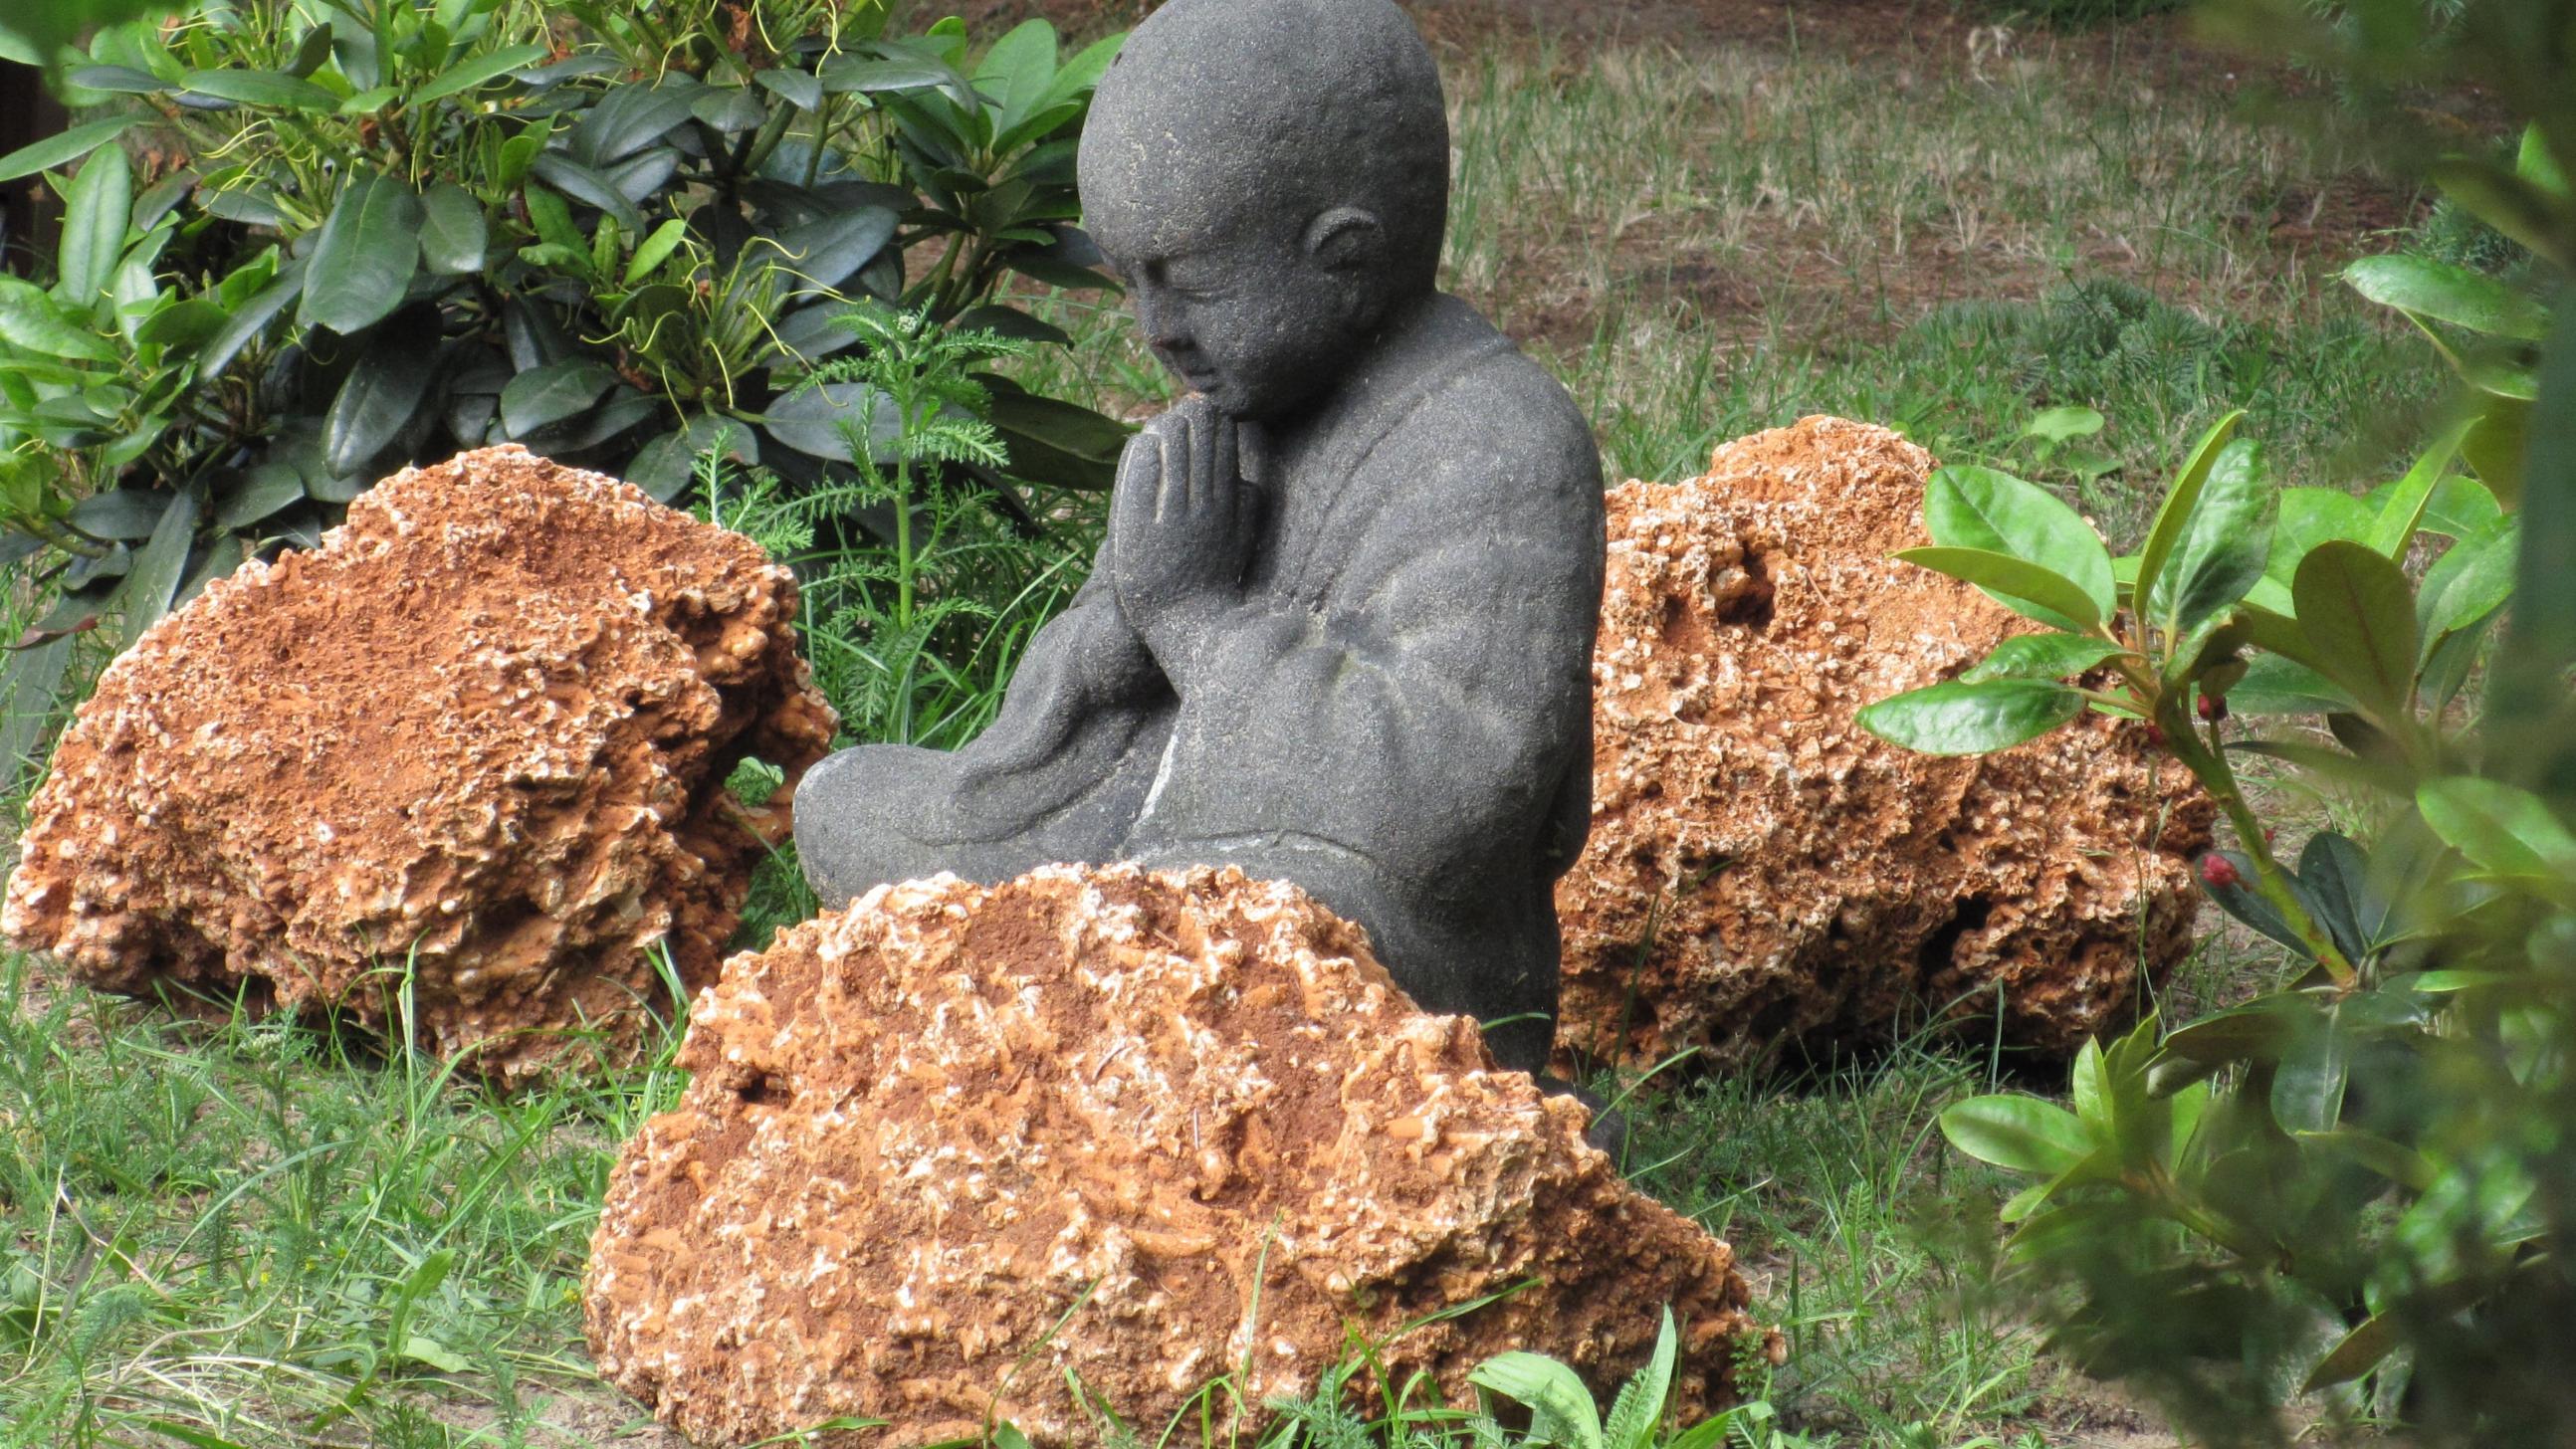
[1078,0,1449,298]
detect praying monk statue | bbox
[792,0,1607,1079]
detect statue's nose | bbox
[1136,289,1190,352]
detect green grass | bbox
[0,15,2475,1449]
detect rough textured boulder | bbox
[586,864,1770,1446]
[3,445,836,1079]
[1554,417,2213,1074]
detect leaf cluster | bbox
[1867,53,2576,1437]
[0,0,1136,789]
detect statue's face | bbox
[1088,194,1380,422]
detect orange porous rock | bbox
[2,446,836,1080]
[585,864,1769,1446]
[1554,416,2212,1073]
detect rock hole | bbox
[1711,551,1775,630]
[737,1074,775,1106]
[1917,896,1995,974]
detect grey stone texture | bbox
[793,0,1606,1075]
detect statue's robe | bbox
[793,295,1605,1073]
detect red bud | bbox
[2145,724,2167,748]
[2197,692,2228,723]
[2199,854,2241,889]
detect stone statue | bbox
[792,0,1606,1078]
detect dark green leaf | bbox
[2343,254,2550,341]
[1940,1095,2092,1175]
[953,302,1071,348]
[0,635,76,786]
[768,207,900,297]
[754,68,822,111]
[1892,546,2105,630]
[983,382,1129,463]
[57,142,133,307]
[2293,540,2420,718]
[2157,437,2275,643]
[0,116,140,184]
[68,490,168,540]
[418,181,488,276]
[1921,464,2115,629]
[529,152,643,232]
[299,174,423,335]
[819,55,960,96]
[2269,1005,2351,1135]
[113,483,199,649]
[323,313,439,475]
[409,42,547,105]
[760,381,900,463]
[173,532,243,610]
[974,18,1057,134]
[198,256,305,379]
[1959,634,2128,683]
[2195,849,2309,955]
[1855,677,2084,755]
[690,85,766,134]
[67,65,168,94]
[627,415,755,504]
[768,304,864,365]
[2296,831,2378,960]
[571,81,700,168]
[499,359,617,439]
[178,68,340,110]
[214,463,308,530]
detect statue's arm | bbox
[1124,379,1606,873]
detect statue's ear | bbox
[1302,206,1384,272]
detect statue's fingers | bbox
[1157,419,1186,523]
[1182,399,1213,514]
[1213,410,1238,497]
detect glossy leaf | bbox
[2293,540,2420,719]
[627,415,755,503]
[2269,1005,2351,1136]
[409,42,547,104]
[529,152,644,232]
[1959,633,2128,683]
[57,143,133,307]
[1468,1351,1603,1449]
[1922,463,2115,629]
[323,319,438,475]
[2263,487,2373,588]
[2156,437,2275,643]
[197,256,305,379]
[1941,1095,2092,1175]
[621,218,689,287]
[2417,519,2517,661]
[418,181,489,276]
[755,68,821,111]
[0,276,112,361]
[2343,254,2550,341]
[2364,421,2469,557]
[178,68,339,110]
[768,206,901,296]
[114,483,199,649]
[0,116,140,184]
[2302,1313,2401,1394]
[499,359,618,438]
[1855,677,2083,756]
[761,382,901,463]
[2417,777,2576,882]
[2132,409,2245,627]
[299,174,423,335]
[213,464,308,530]
[1892,546,2104,630]
[571,80,700,167]
[2227,655,2352,717]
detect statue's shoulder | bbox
[1396,299,1602,496]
